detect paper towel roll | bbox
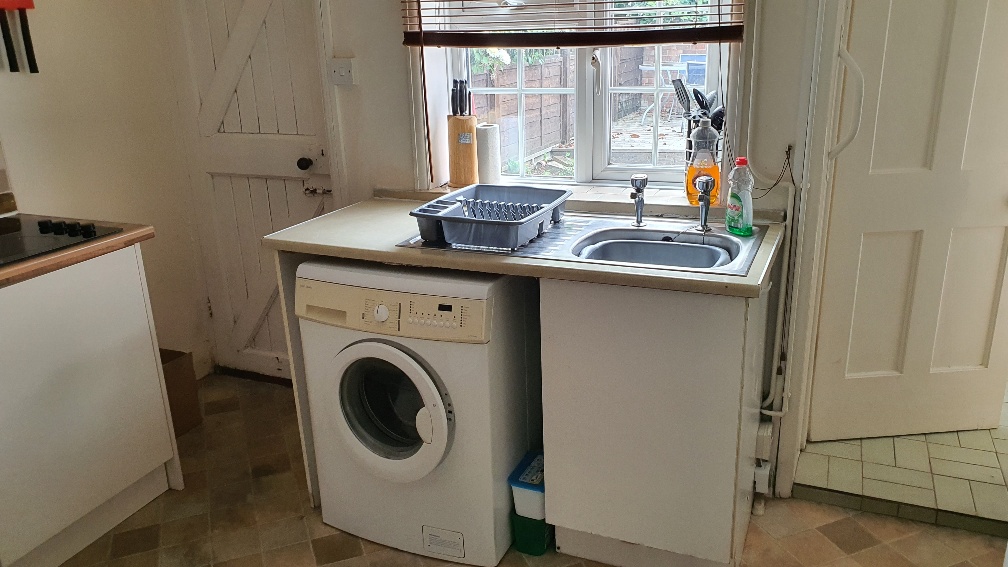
[476,123,502,185]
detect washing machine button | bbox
[374,304,390,322]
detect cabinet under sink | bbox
[540,277,777,567]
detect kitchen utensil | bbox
[709,106,725,131]
[460,80,469,115]
[0,11,18,72]
[693,88,710,114]
[451,79,460,115]
[17,8,35,73]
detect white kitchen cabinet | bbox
[0,246,180,567]
[540,279,774,567]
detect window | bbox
[450,43,729,185]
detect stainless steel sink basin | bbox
[578,239,731,268]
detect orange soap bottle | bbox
[685,118,721,206]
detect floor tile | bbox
[250,453,292,479]
[258,516,308,551]
[969,548,1008,567]
[210,480,255,511]
[1000,453,1008,488]
[893,439,931,473]
[311,532,364,565]
[109,525,160,559]
[816,517,880,555]
[862,463,933,490]
[862,438,897,467]
[778,529,846,566]
[807,441,862,461]
[849,544,916,567]
[933,476,976,515]
[365,547,427,566]
[930,459,1005,485]
[523,549,582,567]
[994,438,1008,454]
[160,538,213,567]
[211,527,260,563]
[262,542,316,567]
[887,532,964,567]
[741,525,804,567]
[213,555,264,567]
[900,435,927,442]
[929,444,1001,469]
[958,431,995,453]
[797,452,830,488]
[210,505,258,534]
[109,549,159,567]
[923,525,1007,560]
[862,479,935,509]
[971,482,1008,522]
[851,513,924,543]
[754,497,851,538]
[304,509,338,539]
[113,500,163,533]
[927,433,962,448]
[828,457,863,495]
[161,513,210,547]
[992,427,1008,441]
[253,492,303,524]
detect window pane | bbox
[659,44,708,88]
[472,93,520,175]
[610,46,650,88]
[610,93,654,166]
[522,49,576,89]
[658,104,688,168]
[469,48,519,89]
[523,94,575,178]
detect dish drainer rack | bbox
[410,184,572,250]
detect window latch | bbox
[590,48,601,96]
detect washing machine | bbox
[295,260,539,566]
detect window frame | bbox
[439,41,742,190]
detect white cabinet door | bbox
[0,247,174,565]
[808,0,1008,440]
[540,279,749,565]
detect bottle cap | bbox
[700,118,712,127]
[735,157,748,166]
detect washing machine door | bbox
[330,341,451,483]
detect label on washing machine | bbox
[422,525,465,558]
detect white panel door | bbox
[808,0,1008,440]
[180,0,332,377]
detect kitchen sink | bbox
[578,239,731,268]
[398,213,767,277]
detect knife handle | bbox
[17,9,35,73]
[0,11,19,72]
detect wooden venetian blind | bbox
[402,0,745,48]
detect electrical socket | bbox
[328,58,355,86]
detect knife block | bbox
[448,115,479,188]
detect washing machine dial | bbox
[373,303,390,322]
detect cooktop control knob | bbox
[51,221,67,235]
[373,304,390,323]
[66,222,82,237]
[37,219,52,234]
[81,223,97,238]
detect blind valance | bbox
[402,0,745,48]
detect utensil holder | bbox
[448,115,479,188]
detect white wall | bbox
[322,0,813,212]
[0,1,212,374]
[325,0,420,202]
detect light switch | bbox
[328,58,355,86]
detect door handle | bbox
[296,157,314,171]
[828,45,865,160]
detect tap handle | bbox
[630,173,648,192]
[694,175,715,196]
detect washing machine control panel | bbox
[295,278,490,343]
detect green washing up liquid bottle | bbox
[726,156,754,236]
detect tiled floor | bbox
[795,392,1008,524]
[59,374,1007,567]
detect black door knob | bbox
[296,157,314,171]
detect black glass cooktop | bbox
[0,214,122,268]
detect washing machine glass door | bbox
[332,341,450,483]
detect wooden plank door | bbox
[181,0,332,377]
[808,0,1008,440]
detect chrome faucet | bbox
[629,173,648,227]
[694,175,715,233]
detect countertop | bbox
[0,216,155,289]
[264,199,784,298]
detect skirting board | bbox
[8,466,170,567]
[555,527,731,567]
